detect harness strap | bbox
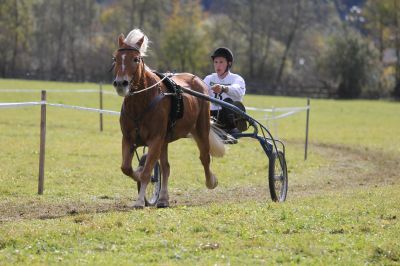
[153,72,184,120]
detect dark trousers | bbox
[210,98,236,129]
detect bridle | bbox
[109,46,141,72]
[111,46,147,95]
[111,46,187,97]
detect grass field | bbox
[0,78,399,265]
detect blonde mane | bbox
[124,28,149,56]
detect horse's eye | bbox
[133,57,141,63]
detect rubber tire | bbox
[136,154,162,206]
[268,151,288,202]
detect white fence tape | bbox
[0,101,120,115]
[0,89,309,119]
[1,86,310,122]
[0,98,311,162]
[0,100,309,121]
[0,101,46,108]
[247,106,309,113]
[0,89,116,95]
[248,106,309,121]
[264,110,302,120]
[47,103,120,115]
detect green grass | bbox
[0,187,399,265]
[0,78,399,265]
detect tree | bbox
[0,0,391,100]
[158,0,210,75]
[364,0,400,99]
[210,0,326,94]
[98,0,169,75]
[30,0,98,81]
[220,0,278,80]
[391,0,400,99]
[320,32,380,98]
[0,0,34,77]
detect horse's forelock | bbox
[124,29,149,56]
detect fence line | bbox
[0,90,311,194]
[0,101,308,121]
[0,101,46,108]
[266,110,302,120]
[0,101,120,115]
[0,88,116,95]
[0,101,307,118]
[0,88,309,120]
[246,106,309,113]
[0,98,311,147]
[47,103,120,116]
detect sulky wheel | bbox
[136,154,162,206]
[268,151,288,202]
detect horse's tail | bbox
[209,124,226,157]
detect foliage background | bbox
[1,0,400,98]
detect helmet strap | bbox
[224,62,232,73]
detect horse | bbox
[112,29,225,208]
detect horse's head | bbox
[112,29,149,97]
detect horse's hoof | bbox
[206,176,218,189]
[156,201,169,208]
[130,200,145,209]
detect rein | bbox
[127,72,167,96]
[128,74,173,96]
[112,45,186,96]
[126,67,186,96]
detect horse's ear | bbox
[136,36,145,48]
[118,34,125,48]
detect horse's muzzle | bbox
[113,79,129,96]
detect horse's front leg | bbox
[121,136,140,182]
[134,138,164,208]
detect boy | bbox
[204,47,246,133]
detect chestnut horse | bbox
[112,29,225,208]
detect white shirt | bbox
[203,71,246,111]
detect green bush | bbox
[320,32,381,99]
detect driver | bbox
[203,47,246,134]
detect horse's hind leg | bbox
[157,143,170,208]
[196,137,218,189]
[193,115,218,189]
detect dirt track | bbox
[1,143,399,223]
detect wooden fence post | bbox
[38,90,46,195]
[99,83,103,132]
[304,98,310,160]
